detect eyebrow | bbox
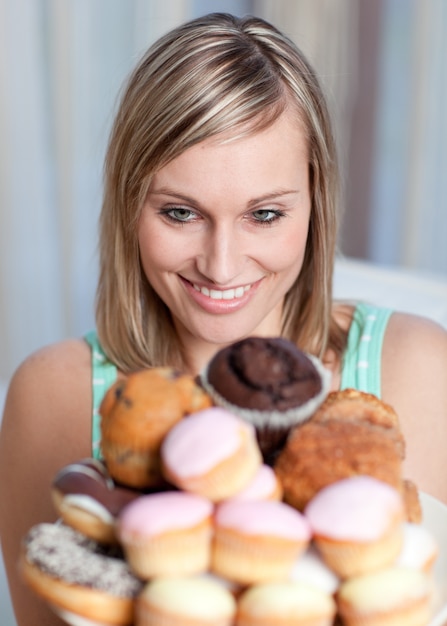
[148,187,300,207]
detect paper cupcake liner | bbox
[200,354,332,429]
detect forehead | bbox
[146,113,310,211]
[203,107,308,150]
[153,112,308,181]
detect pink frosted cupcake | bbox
[117,491,213,579]
[229,464,283,502]
[212,499,311,585]
[161,407,262,502]
[304,476,405,579]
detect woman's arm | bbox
[0,340,92,626]
[381,312,447,504]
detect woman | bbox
[1,13,446,626]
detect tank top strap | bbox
[84,330,118,459]
[340,302,393,398]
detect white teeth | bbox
[210,289,223,300]
[193,283,251,300]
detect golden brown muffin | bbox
[274,419,403,512]
[313,389,400,429]
[312,388,405,459]
[402,478,423,524]
[100,367,212,489]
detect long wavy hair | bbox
[96,12,344,372]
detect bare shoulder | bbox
[10,337,91,389]
[1,338,94,494]
[3,338,93,447]
[0,337,94,500]
[0,338,94,625]
[382,312,447,394]
[382,312,447,503]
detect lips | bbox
[192,283,252,301]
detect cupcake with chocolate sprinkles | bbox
[20,523,142,625]
[200,337,331,464]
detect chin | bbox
[190,319,269,348]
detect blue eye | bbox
[163,207,197,222]
[252,209,285,223]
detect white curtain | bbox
[370,0,447,274]
[254,0,359,176]
[1,0,446,383]
[0,0,190,381]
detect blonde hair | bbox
[96,12,343,372]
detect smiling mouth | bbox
[192,283,252,300]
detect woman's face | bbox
[138,112,311,351]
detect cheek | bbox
[138,226,185,273]
[262,223,309,273]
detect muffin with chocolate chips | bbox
[100,367,212,489]
[200,337,331,463]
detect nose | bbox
[196,223,244,285]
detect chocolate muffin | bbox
[200,337,331,463]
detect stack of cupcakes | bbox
[20,338,439,626]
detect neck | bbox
[180,341,224,377]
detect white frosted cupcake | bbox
[395,522,438,573]
[336,566,434,626]
[289,546,340,595]
[136,576,236,626]
[236,580,336,626]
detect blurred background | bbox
[0,0,446,383]
[0,3,446,624]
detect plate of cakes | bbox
[20,337,447,625]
